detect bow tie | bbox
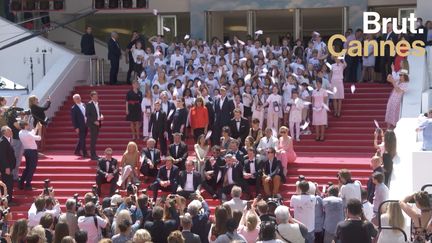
[236,120,241,123]
[149,149,154,151]
[187,172,193,175]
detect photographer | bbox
[77,202,109,243]
[337,169,361,206]
[274,205,308,243]
[115,195,142,232]
[28,95,51,151]
[28,194,61,228]
[18,121,42,190]
[143,203,178,243]
[59,199,79,237]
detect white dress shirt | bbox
[184,172,194,191]
[92,101,101,120]
[28,203,61,227]
[19,129,41,150]
[227,167,234,185]
[77,103,86,122]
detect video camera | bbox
[3,107,30,122]
[43,179,53,196]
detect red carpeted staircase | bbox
[11,83,392,219]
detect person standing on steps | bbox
[86,91,104,160]
[108,31,121,85]
[19,121,42,191]
[125,30,141,85]
[71,94,88,158]
[0,126,16,203]
[125,80,143,140]
[80,26,95,56]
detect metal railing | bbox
[89,57,105,86]
[377,199,409,242]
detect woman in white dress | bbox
[141,89,153,139]
[377,202,405,243]
[330,56,346,118]
[265,85,283,133]
[252,87,266,129]
[194,134,209,178]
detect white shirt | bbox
[92,101,101,120]
[28,203,61,228]
[248,160,256,175]
[223,197,246,212]
[290,194,316,232]
[257,136,278,155]
[19,129,41,150]
[362,201,374,222]
[339,181,362,205]
[78,215,108,243]
[184,172,194,191]
[166,167,171,179]
[226,167,234,185]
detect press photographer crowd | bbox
[1,17,432,243]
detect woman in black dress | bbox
[126,80,143,140]
[171,97,188,142]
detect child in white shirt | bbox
[288,90,304,141]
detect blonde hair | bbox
[28,95,38,108]
[279,126,289,134]
[132,229,152,243]
[246,213,259,231]
[114,209,132,235]
[31,225,46,243]
[386,202,405,231]
[125,141,138,154]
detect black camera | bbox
[73,193,82,209]
[4,107,30,121]
[0,208,9,219]
[43,179,52,195]
[92,185,98,195]
[298,175,306,181]
[127,182,137,195]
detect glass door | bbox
[159,15,177,42]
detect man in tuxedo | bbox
[80,26,95,56]
[229,108,250,146]
[381,23,398,82]
[71,94,88,157]
[108,31,121,85]
[181,214,201,243]
[149,157,179,201]
[140,138,161,179]
[168,133,188,171]
[261,147,285,197]
[177,160,202,199]
[86,91,103,160]
[217,154,248,201]
[95,148,119,196]
[243,147,262,197]
[0,126,15,203]
[160,92,176,140]
[213,87,234,145]
[202,146,225,199]
[227,139,244,166]
[149,100,168,156]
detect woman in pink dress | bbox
[330,56,347,117]
[277,126,296,176]
[312,79,329,141]
[385,69,409,129]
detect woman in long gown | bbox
[385,69,409,129]
[330,56,347,117]
[141,89,153,139]
[194,134,209,178]
[312,79,329,141]
[277,126,297,176]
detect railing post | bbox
[96,58,100,86]
[100,58,105,85]
[89,57,94,86]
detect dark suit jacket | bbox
[96,158,119,177]
[108,38,121,61]
[156,165,179,185]
[141,148,161,166]
[0,136,15,172]
[204,156,225,180]
[85,101,100,127]
[191,201,210,243]
[383,32,398,56]
[162,101,176,123]
[205,98,215,130]
[171,108,188,133]
[178,171,201,191]
[144,219,177,243]
[71,104,86,129]
[168,142,188,164]
[182,231,201,243]
[228,150,245,165]
[220,163,244,185]
[243,158,260,177]
[214,97,234,127]
[229,117,250,142]
[81,33,95,55]
[30,101,51,127]
[262,158,285,181]
[149,111,167,135]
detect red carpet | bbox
[11,83,391,219]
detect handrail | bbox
[377,199,409,242]
[421,184,432,191]
[51,21,109,47]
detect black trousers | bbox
[21,149,38,186]
[96,174,119,196]
[245,177,262,196]
[193,128,205,143]
[381,55,394,83]
[345,55,359,83]
[152,131,167,156]
[89,124,99,157]
[74,127,87,156]
[126,59,134,84]
[149,181,177,200]
[217,180,249,200]
[202,178,217,195]
[109,58,119,85]
[1,170,13,202]
[140,163,158,177]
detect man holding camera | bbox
[77,202,109,243]
[59,198,79,237]
[28,194,61,228]
[96,148,119,196]
[0,126,15,203]
[18,121,42,190]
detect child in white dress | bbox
[288,89,304,141]
[266,86,283,133]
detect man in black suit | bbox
[381,23,398,82]
[144,205,179,243]
[149,100,168,156]
[85,91,103,160]
[125,31,142,84]
[177,160,201,199]
[202,146,225,199]
[243,147,262,197]
[168,133,188,171]
[217,154,248,201]
[95,148,119,196]
[160,91,176,141]
[140,138,161,179]
[181,214,201,243]
[213,86,234,144]
[80,26,95,55]
[0,126,15,203]
[108,31,121,85]
[71,94,88,157]
[229,108,250,146]
[149,157,179,201]
[261,147,285,197]
[227,139,244,166]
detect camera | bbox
[73,193,82,209]
[43,179,52,195]
[375,128,382,134]
[127,182,135,195]
[0,208,9,219]
[92,185,98,195]
[298,175,306,181]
